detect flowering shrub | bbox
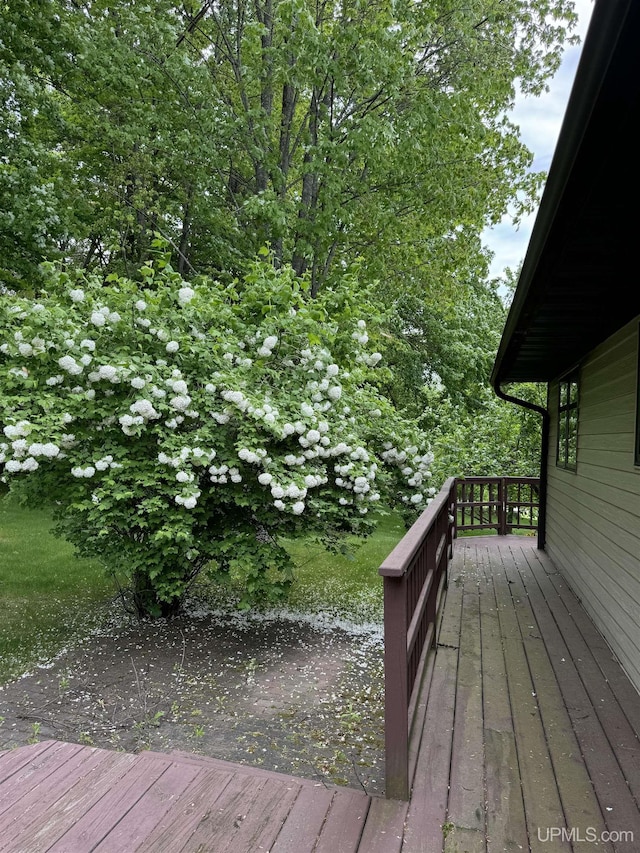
[0,255,435,616]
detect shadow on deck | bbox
[1,537,639,851]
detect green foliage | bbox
[0,0,579,514]
[429,383,545,480]
[0,0,578,298]
[0,257,434,617]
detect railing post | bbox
[452,478,458,541]
[498,477,507,535]
[383,576,409,801]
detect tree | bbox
[1,0,578,294]
[173,0,578,296]
[0,252,435,617]
[428,383,545,481]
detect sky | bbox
[483,0,596,282]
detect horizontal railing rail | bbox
[455,476,540,535]
[379,476,456,800]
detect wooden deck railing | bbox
[379,475,540,800]
[455,476,540,535]
[379,477,456,800]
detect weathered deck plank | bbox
[45,754,186,851]
[313,787,370,853]
[446,557,485,840]
[1,536,639,852]
[499,542,613,853]
[476,542,529,853]
[518,544,640,849]
[488,540,570,852]
[269,785,336,852]
[401,545,465,853]
[0,744,122,849]
[0,740,55,775]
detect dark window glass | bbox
[557,372,579,470]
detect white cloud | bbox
[484,0,595,282]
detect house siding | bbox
[546,316,640,694]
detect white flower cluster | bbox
[71,465,96,478]
[130,399,161,420]
[3,421,32,439]
[90,306,121,327]
[118,414,143,435]
[238,446,267,465]
[381,443,435,505]
[330,446,381,515]
[209,464,242,485]
[157,447,226,508]
[352,318,368,346]
[175,492,200,509]
[4,457,39,473]
[17,337,46,358]
[0,434,56,473]
[27,442,60,458]
[95,455,121,471]
[222,389,249,412]
[88,364,121,383]
[58,355,84,376]
[357,351,382,368]
[257,334,278,358]
[118,400,160,435]
[178,287,195,305]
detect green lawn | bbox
[284,512,405,623]
[0,493,114,684]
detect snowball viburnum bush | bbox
[0,256,435,617]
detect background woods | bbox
[1,0,578,614]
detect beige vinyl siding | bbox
[546,316,640,694]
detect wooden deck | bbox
[1,537,639,851]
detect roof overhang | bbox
[492,0,640,388]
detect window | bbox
[557,372,579,470]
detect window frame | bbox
[556,369,580,471]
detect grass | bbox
[0,492,114,684]
[284,512,405,623]
[0,493,405,685]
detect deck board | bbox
[500,543,612,853]
[477,544,529,853]
[45,755,183,852]
[485,541,570,851]
[269,785,335,852]
[1,536,639,852]
[446,565,485,836]
[313,787,370,853]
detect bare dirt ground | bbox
[0,605,386,795]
